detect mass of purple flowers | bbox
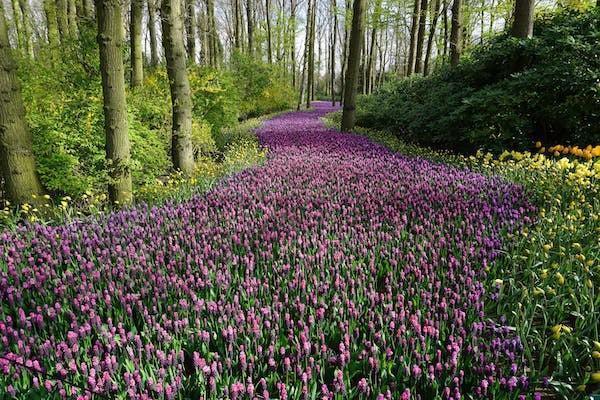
[1,102,535,399]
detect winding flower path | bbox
[1,102,534,399]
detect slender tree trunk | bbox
[406,0,420,75]
[68,0,78,36]
[265,0,272,62]
[161,0,195,175]
[95,0,132,204]
[185,0,196,61]
[18,0,34,56]
[148,0,160,65]
[206,0,218,65]
[44,0,60,46]
[56,0,70,40]
[234,0,240,48]
[340,0,365,131]
[330,0,337,105]
[449,0,461,66]
[130,0,143,86]
[510,0,534,38]
[339,0,350,104]
[290,0,296,86]
[246,0,253,55]
[11,0,25,50]
[442,0,448,60]
[305,0,314,108]
[297,0,311,109]
[423,0,440,74]
[414,0,427,73]
[0,2,44,204]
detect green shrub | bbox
[357,7,600,153]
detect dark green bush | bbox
[357,7,600,153]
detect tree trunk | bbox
[246,0,253,55]
[339,0,350,104]
[11,0,25,50]
[56,0,70,40]
[449,0,461,66]
[234,0,240,48]
[297,0,311,109]
[340,0,365,131]
[330,0,337,105]
[18,0,34,56]
[305,0,314,108]
[406,0,420,76]
[148,0,160,65]
[95,0,132,204]
[290,0,296,86]
[185,0,196,62]
[265,0,272,62]
[130,0,143,86]
[161,0,195,175]
[68,0,78,37]
[44,0,60,46]
[423,0,440,75]
[414,0,427,73]
[510,0,534,38]
[0,3,45,204]
[206,0,218,66]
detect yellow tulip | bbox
[591,371,600,383]
[555,272,565,286]
[594,341,600,351]
[592,351,600,359]
[576,384,586,392]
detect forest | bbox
[0,0,599,396]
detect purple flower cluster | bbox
[1,102,535,398]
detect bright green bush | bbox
[357,7,600,153]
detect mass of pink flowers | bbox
[1,102,536,399]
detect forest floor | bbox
[2,102,538,397]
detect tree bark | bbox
[265,0,272,62]
[185,0,196,61]
[449,0,461,66]
[290,0,296,86]
[95,0,132,204]
[339,0,350,103]
[161,0,195,175]
[234,0,241,48]
[406,0,420,75]
[414,0,427,73]
[148,0,160,65]
[340,0,365,131]
[130,0,144,86]
[68,0,78,37]
[18,0,34,56]
[10,0,25,50]
[56,0,70,40]
[306,0,315,108]
[297,0,311,109]
[44,0,60,46]
[330,0,337,105]
[246,0,253,55]
[0,2,45,204]
[423,0,440,75]
[510,0,534,38]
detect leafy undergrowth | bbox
[326,111,600,398]
[1,103,540,399]
[0,116,269,229]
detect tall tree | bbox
[57,0,70,40]
[44,0,60,46]
[95,0,133,204]
[423,0,441,74]
[265,0,272,62]
[510,0,534,38]
[330,0,337,104]
[233,0,241,48]
[406,0,420,75]
[339,0,350,103]
[67,0,78,36]
[246,0,253,55]
[10,0,25,50]
[449,0,461,66]
[0,1,45,204]
[185,0,196,61]
[161,0,195,175]
[130,0,144,87]
[366,0,382,92]
[414,0,428,73]
[147,0,160,65]
[297,0,311,109]
[290,0,296,86]
[18,0,34,56]
[306,0,316,108]
[340,0,366,131]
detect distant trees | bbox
[95,0,133,204]
[0,1,45,203]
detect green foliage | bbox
[230,52,296,118]
[357,7,600,153]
